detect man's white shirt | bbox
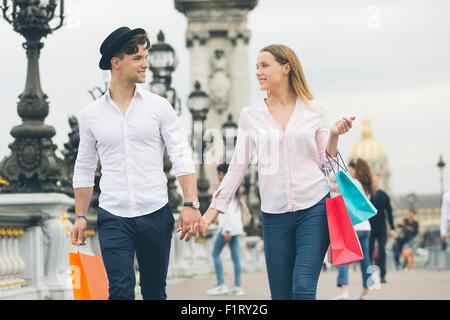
[73,85,195,217]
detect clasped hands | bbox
[176,206,219,243]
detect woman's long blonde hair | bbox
[260,44,318,113]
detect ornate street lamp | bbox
[437,154,446,204]
[187,81,212,214]
[148,30,181,115]
[148,30,182,212]
[0,0,65,193]
[221,113,238,164]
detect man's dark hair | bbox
[113,33,151,61]
[216,163,229,174]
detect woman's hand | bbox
[200,207,220,237]
[330,116,356,136]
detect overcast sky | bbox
[1,0,449,196]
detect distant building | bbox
[349,115,391,193]
[349,116,441,241]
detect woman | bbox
[333,158,374,300]
[189,44,355,300]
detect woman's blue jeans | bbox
[262,194,330,300]
[212,233,242,287]
[337,230,371,288]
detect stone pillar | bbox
[175,0,258,193]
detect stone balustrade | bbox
[0,194,265,299]
[0,226,26,292]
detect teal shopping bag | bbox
[326,152,377,226]
[335,167,377,225]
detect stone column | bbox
[175,0,258,194]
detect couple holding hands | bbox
[70,26,355,300]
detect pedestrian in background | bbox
[398,209,419,272]
[206,164,246,296]
[369,175,395,283]
[333,158,374,300]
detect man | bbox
[369,176,395,283]
[441,190,450,250]
[70,27,201,300]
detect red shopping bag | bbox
[326,195,364,266]
[69,251,109,300]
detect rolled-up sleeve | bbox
[73,110,98,188]
[160,100,195,177]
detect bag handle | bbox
[324,167,340,196]
[325,151,348,196]
[325,151,348,173]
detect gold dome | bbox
[350,116,386,160]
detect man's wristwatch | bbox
[184,200,200,209]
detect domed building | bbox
[349,115,391,193]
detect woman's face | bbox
[256,51,289,92]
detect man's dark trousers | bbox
[369,229,387,280]
[97,203,174,300]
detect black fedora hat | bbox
[99,26,146,70]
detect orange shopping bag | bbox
[69,251,109,300]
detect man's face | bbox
[112,44,149,83]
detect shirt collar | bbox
[103,84,144,103]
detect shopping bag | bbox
[326,195,364,266]
[69,251,109,300]
[325,151,377,226]
[335,169,377,225]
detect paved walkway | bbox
[159,268,450,300]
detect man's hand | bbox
[389,229,396,238]
[176,206,202,242]
[441,235,447,242]
[71,218,87,246]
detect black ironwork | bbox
[0,0,65,193]
[437,155,446,204]
[148,30,183,212]
[187,81,213,215]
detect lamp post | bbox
[187,81,212,214]
[148,30,182,212]
[221,113,238,164]
[0,0,65,193]
[148,30,181,115]
[437,155,446,204]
